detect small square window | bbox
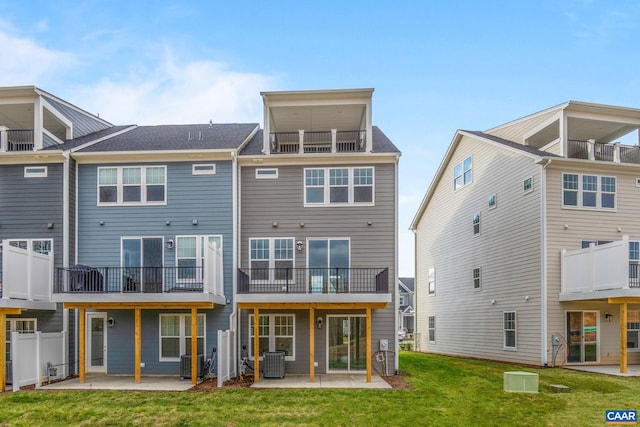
[488,194,497,209]
[24,166,48,178]
[523,177,533,193]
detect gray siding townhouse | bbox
[1,86,111,391]
[398,277,414,334]
[412,101,640,373]
[236,89,400,383]
[52,122,258,384]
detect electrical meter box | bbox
[379,339,389,351]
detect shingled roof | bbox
[462,130,560,158]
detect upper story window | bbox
[24,166,48,178]
[473,267,481,290]
[523,177,533,193]
[454,156,472,190]
[472,213,480,235]
[256,168,278,179]
[98,166,166,206]
[176,235,222,282]
[192,164,216,175]
[428,267,435,295]
[488,194,497,209]
[304,167,374,206]
[562,173,616,210]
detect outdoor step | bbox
[550,384,570,393]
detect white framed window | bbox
[523,176,533,193]
[630,241,640,282]
[192,164,216,175]
[454,156,472,190]
[249,238,295,282]
[249,314,295,361]
[176,235,222,282]
[159,313,205,361]
[562,173,616,210]
[5,318,37,362]
[472,213,480,235]
[488,194,497,209]
[256,168,278,179]
[24,166,47,178]
[428,316,435,343]
[98,165,167,205]
[8,239,52,255]
[473,267,481,290]
[428,267,435,295]
[628,311,640,350]
[304,167,374,206]
[503,311,517,349]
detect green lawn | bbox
[1,352,638,426]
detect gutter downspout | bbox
[229,150,239,375]
[539,158,551,366]
[394,155,400,372]
[62,151,70,376]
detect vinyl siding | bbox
[488,109,559,143]
[415,135,543,364]
[42,95,111,139]
[77,160,235,374]
[238,162,397,372]
[545,162,640,364]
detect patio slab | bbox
[251,374,392,389]
[40,374,196,391]
[564,365,640,377]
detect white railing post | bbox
[35,331,42,388]
[623,235,630,289]
[298,130,304,154]
[331,129,337,153]
[561,249,566,294]
[587,139,595,160]
[614,142,621,163]
[0,126,7,152]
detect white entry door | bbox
[87,312,107,373]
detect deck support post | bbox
[620,302,628,374]
[366,307,372,383]
[191,307,198,385]
[0,312,5,392]
[254,307,260,383]
[79,308,86,383]
[309,307,315,382]
[135,307,141,383]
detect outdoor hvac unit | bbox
[179,354,204,380]
[263,351,285,379]
[503,371,538,393]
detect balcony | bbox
[567,140,640,165]
[236,267,390,304]
[2,130,35,152]
[560,236,640,301]
[270,130,365,154]
[53,265,225,305]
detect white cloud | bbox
[71,51,277,126]
[0,28,76,85]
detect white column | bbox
[298,130,304,154]
[331,129,337,153]
[587,139,595,160]
[0,126,7,151]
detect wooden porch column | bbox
[309,307,315,382]
[134,308,141,383]
[254,307,260,383]
[79,308,86,383]
[620,303,628,374]
[366,307,372,383]
[0,312,6,392]
[191,307,198,385]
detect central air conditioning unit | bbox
[180,354,204,380]
[263,351,285,378]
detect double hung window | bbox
[304,167,374,205]
[249,238,294,281]
[504,312,517,349]
[159,314,205,361]
[176,236,223,282]
[562,173,616,209]
[98,166,166,205]
[249,314,295,360]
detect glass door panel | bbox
[143,238,163,292]
[583,312,598,362]
[327,316,366,372]
[349,317,366,371]
[87,313,106,372]
[566,311,598,363]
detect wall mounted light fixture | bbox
[296,241,303,251]
[47,223,54,229]
[167,239,175,250]
[317,316,323,329]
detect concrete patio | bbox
[251,374,391,389]
[564,365,640,377]
[40,374,196,391]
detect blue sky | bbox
[2,0,640,276]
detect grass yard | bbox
[1,352,638,426]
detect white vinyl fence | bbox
[11,331,67,392]
[217,330,236,387]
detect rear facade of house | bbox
[414,101,640,372]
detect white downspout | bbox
[540,158,551,366]
[394,155,400,372]
[62,151,70,375]
[230,150,239,375]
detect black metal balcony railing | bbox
[237,267,388,294]
[55,266,206,294]
[7,130,35,151]
[270,130,366,154]
[630,262,640,288]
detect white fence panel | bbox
[217,330,236,387]
[11,331,66,392]
[205,242,225,297]
[2,240,53,301]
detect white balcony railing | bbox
[1,240,53,301]
[561,236,635,295]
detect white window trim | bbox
[192,164,216,175]
[248,237,295,283]
[304,166,375,206]
[249,313,296,361]
[523,176,533,194]
[255,168,279,179]
[158,313,206,362]
[97,165,167,206]
[488,193,497,210]
[562,172,617,211]
[453,156,473,191]
[472,212,480,236]
[503,311,517,350]
[628,311,640,352]
[24,166,48,178]
[428,315,436,343]
[175,235,223,283]
[473,267,481,290]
